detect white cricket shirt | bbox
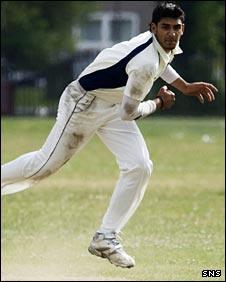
[78,31,183,103]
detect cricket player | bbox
[1,2,218,268]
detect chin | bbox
[165,44,176,50]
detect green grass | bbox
[1,116,225,281]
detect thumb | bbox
[162,85,168,91]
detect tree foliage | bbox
[174,1,224,81]
[180,1,224,56]
[168,1,225,115]
[1,1,96,70]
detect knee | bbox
[22,151,54,179]
[23,148,70,179]
[123,158,153,179]
[137,158,153,178]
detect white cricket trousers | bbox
[1,80,153,233]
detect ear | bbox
[181,23,185,35]
[150,22,157,34]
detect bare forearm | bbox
[170,77,189,93]
[171,77,218,103]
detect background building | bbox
[1,1,224,116]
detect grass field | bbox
[1,116,225,281]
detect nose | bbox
[168,28,176,36]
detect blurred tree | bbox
[172,0,225,115]
[178,1,224,82]
[1,1,97,71]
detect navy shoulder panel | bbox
[79,37,153,91]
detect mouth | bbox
[165,39,177,44]
[164,40,177,48]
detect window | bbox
[74,12,140,51]
[80,19,102,41]
[110,19,133,42]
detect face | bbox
[151,18,184,53]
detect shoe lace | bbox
[95,231,124,247]
[109,231,123,247]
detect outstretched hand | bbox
[183,82,218,104]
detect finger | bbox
[197,93,204,104]
[202,87,215,102]
[161,85,168,93]
[162,85,168,90]
[206,83,218,93]
[205,87,215,101]
[171,93,176,101]
[167,90,175,95]
[165,90,176,96]
[201,90,212,102]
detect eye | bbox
[161,25,170,30]
[173,25,182,31]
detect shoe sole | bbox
[88,246,134,268]
[88,246,107,258]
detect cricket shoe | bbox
[88,232,135,268]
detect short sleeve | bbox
[124,68,155,101]
[124,57,156,101]
[160,64,180,84]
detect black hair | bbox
[151,1,185,24]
